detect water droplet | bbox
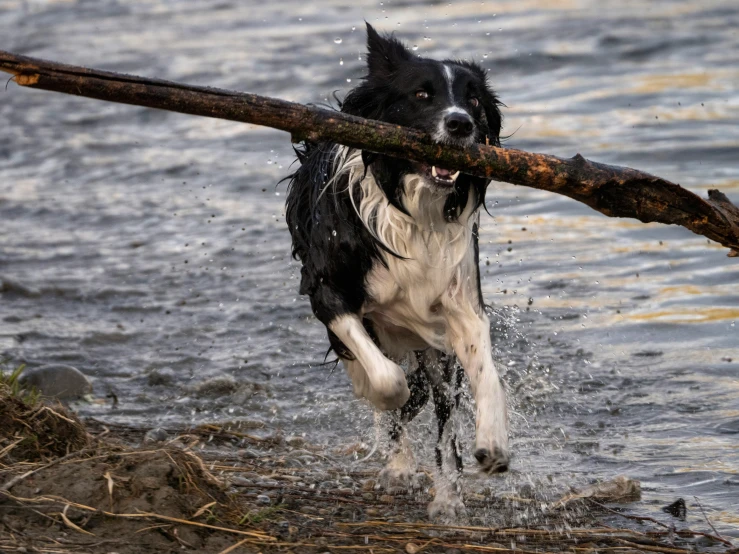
[351,26,356,31]
[332,230,337,236]
[483,53,488,58]
[412,44,418,51]
[334,37,343,44]
[346,78,352,82]
[339,57,344,65]
[267,159,273,164]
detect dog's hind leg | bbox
[329,314,410,410]
[379,364,430,490]
[425,351,467,522]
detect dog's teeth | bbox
[432,166,438,178]
[450,171,460,182]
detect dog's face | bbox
[342,24,502,217]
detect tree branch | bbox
[1,50,737,256]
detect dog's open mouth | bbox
[418,164,460,187]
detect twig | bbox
[0,448,95,492]
[589,499,734,547]
[1,491,275,540]
[693,496,732,546]
[218,538,251,554]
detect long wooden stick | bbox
[1,50,737,256]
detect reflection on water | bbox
[1,0,737,537]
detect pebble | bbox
[286,435,306,447]
[362,492,374,501]
[337,487,354,495]
[362,479,376,491]
[229,477,254,486]
[256,494,271,505]
[189,375,239,397]
[299,506,317,514]
[142,428,169,444]
[19,364,92,400]
[147,367,176,387]
[379,494,394,503]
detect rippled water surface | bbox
[1,0,738,537]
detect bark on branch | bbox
[1,50,737,256]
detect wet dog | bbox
[286,23,508,521]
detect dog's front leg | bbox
[443,302,510,473]
[329,314,410,411]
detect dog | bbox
[285,23,509,521]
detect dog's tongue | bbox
[435,167,452,178]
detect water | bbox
[1,0,737,537]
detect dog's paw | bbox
[367,363,410,410]
[427,490,467,524]
[474,446,510,474]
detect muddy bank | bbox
[1,388,734,554]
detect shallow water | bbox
[1,0,737,537]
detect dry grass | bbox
[0,366,89,463]
[0,399,734,553]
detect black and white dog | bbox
[286,24,509,520]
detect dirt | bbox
[0,380,89,463]
[0,392,734,554]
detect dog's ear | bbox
[365,22,411,78]
[480,91,503,147]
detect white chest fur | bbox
[356,171,481,354]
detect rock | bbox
[189,375,239,396]
[19,365,92,400]
[286,435,306,447]
[0,276,40,297]
[554,475,641,507]
[188,375,260,401]
[362,479,376,492]
[147,367,176,386]
[256,494,271,505]
[142,428,169,444]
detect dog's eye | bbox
[415,90,430,100]
[470,97,480,108]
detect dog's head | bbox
[342,24,502,220]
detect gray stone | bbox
[147,367,176,387]
[143,428,169,444]
[19,365,92,400]
[256,494,271,505]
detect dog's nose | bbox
[444,112,474,138]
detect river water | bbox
[1,0,737,537]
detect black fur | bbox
[286,23,502,332]
[284,25,504,489]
